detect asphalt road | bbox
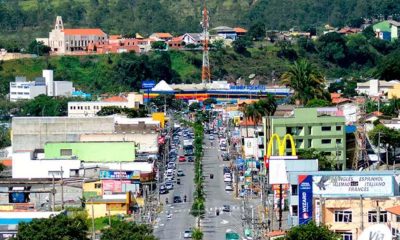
[154,130,244,240]
[201,135,244,239]
[154,134,195,240]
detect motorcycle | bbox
[184,195,187,202]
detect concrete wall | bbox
[54,81,74,96]
[12,117,115,152]
[12,152,81,178]
[80,133,158,153]
[44,142,135,162]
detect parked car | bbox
[165,182,174,190]
[183,229,192,238]
[224,176,232,182]
[159,185,168,194]
[209,135,214,140]
[187,156,194,162]
[225,184,233,191]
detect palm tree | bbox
[256,95,277,140]
[281,59,327,105]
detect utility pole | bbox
[61,167,64,210]
[279,184,283,230]
[51,174,55,211]
[91,198,95,240]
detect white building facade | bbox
[68,93,143,117]
[9,70,74,101]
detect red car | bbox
[179,155,186,162]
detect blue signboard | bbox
[99,170,140,180]
[298,175,313,225]
[142,80,156,89]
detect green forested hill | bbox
[1,0,400,48]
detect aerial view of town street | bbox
[1,0,400,240]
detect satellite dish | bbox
[249,74,255,79]
[359,224,391,240]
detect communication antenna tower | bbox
[201,1,211,84]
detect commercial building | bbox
[49,16,107,54]
[146,80,292,103]
[286,170,400,240]
[9,70,74,101]
[268,108,346,169]
[68,93,143,117]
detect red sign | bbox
[264,155,269,169]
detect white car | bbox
[225,184,233,191]
[224,173,231,178]
[209,135,215,140]
[184,230,192,238]
[224,176,232,182]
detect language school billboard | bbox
[100,170,140,180]
[312,175,393,197]
[298,175,313,225]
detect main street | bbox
[154,122,245,239]
[201,133,244,239]
[154,131,195,240]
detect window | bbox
[337,232,352,240]
[334,211,352,222]
[291,185,298,196]
[322,126,331,131]
[308,139,312,147]
[336,139,342,144]
[336,126,342,131]
[397,215,400,222]
[94,183,102,189]
[392,228,400,238]
[322,139,332,144]
[368,211,387,223]
[60,149,72,156]
[292,205,298,216]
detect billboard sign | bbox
[312,175,393,197]
[142,80,156,89]
[298,175,313,225]
[100,170,140,180]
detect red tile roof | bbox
[103,96,128,102]
[234,27,247,33]
[330,93,341,99]
[63,28,106,36]
[109,35,122,40]
[387,205,400,215]
[266,230,285,237]
[332,97,351,104]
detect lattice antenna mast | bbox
[201,2,211,84]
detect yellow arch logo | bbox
[266,133,297,157]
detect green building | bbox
[267,108,346,169]
[44,142,136,162]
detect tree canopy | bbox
[100,220,157,240]
[12,214,89,240]
[278,221,339,240]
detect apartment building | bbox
[268,108,346,169]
